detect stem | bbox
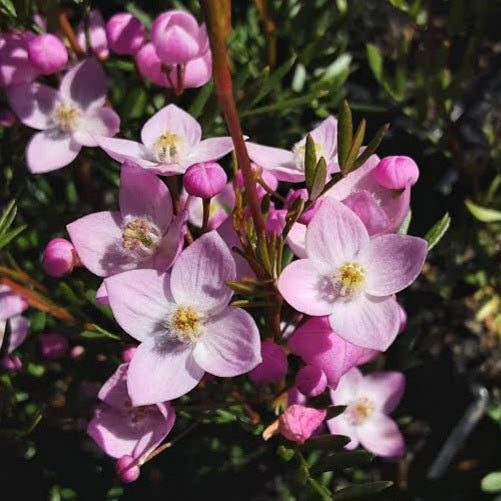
[59,12,85,58]
[202,0,265,234]
[175,64,186,96]
[144,423,199,463]
[166,176,181,215]
[257,176,286,203]
[254,0,277,69]
[201,198,211,233]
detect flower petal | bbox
[98,363,130,408]
[342,190,391,236]
[0,288,28,320]
[193,307,261,377]
[329,367,363,405]
[357,412,405,457]
[366,234,427,296]
[358,371,405,414]
[151,211,187,271]
[6,315,30,353]
[96,135,157,169]
[73,107,120,147]
[184,137,234,166]
[310,116,338,166]
[246,142,299,181]
[170,231,236,314]
[286,222,307,258]
[326,415,358,450]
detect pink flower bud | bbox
[116,455,140,483]
[2,355,23,371]
[152,10,209,65]
[184,162,227,198]
[374,156,419,190]
[0,109,16,127]
[42,238,79,277]
[296,365,328,397]
[106,13,145,55]
[77,10,109,60]
[39,333,68,359]
[0,31,38,87]
[70,345,85,359]
[398,302,407,334]
[121,346,137,363]
[286,189,322,224]
[249,340,288,385]
[279,404,326,444]
[28,34,68,75]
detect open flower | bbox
[246,116,338,182]
[87,364,176,460]
[0,285,30,355]
[6,58,120,173]
[278,199,427,350]
[97,104,233,176]
[104,231,262,404]
[67,162,186,282]
[327,367,405,457]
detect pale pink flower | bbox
[97,104,232,176]
[279,404,327,444]
[6,58,120,173]
[327,367,405,457]
[77,10,109,60]
[0,285,30,355]
[278,199,427,350]
[87,364,176,459]
[0,31,38,88]
[104,232,262,404]
[249,340,288,385]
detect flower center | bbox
[124,399,156,430]
[152,131,183,164]
[52,103,80,132]
[347,397,375,425]
[121,216,162,260]
[168,305,205,344]
[292,140,325,171]
[333,261,366,297]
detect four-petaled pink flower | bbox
[0,285,30,356]
[88,364,176,460]
[97,104,234,176]
[6,58,120,173]
[327,367,405,457]
[104,231,262,404]
[278,198,427,350]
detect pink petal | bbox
[309,116,338,167]
[105,269,174,342]
[184,137,234,166]
[140,104,201,152]
[6,82,58,129]
[26,130,81,173]
[95,281,109,305]
[358,371,405,414]
[6,315,30,353]
[151,211,187,271]
[0,288,28,320]
[193,307,261,377]
[127,337,204,404]
[96,135,157,169]
[245,142,299,182]
[326,415,358,450]
[119,162,173,230]
[170,231,236,314]
[357,412,405,457]
[183,51,212,88]
[98,363,130,408]
[73,107,120,147]
[278,259,335,316]
[342,191,391,236]
[366,234,427,296]
[286,222,307,258]
[328,294,400,351]
[329,367,363,404]
[306,198,370,266]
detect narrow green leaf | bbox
[309,157,327,201]
[398,209,412,234]
[277,445,295,462]
[337,100,353,170]
[366,44,383,82]
[353,123,389,170]
[325,405,347,420]
[424,213,451,251]
[0,200,16,235]
[331,481,393,500]
[343,119,366,174]
[307,477,332,501]
[481,472,501,493]
[301,434,351,451]
[189,82,214,118]
[304,134,317,192]
[0,225,27,249]
[465,199,501,223]
[0,0,17,17]
[80,324,121,340]
[311,451,374,474]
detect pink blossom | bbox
[42,238,79,277]
[0,285,30,355]
[28,34,68,75]
[77,10,109,60]
[97,104,233,176]
[327,367,405,457]
[104,232,262,404]
[374,156,419,189]
[246,116,338,182]
[184,161,227,198]
[67,162,186,279]
[116,455,140,483]
[278,199,427,351]
[279,404,327,444]
[87,364,176,459]
[106,13,145,56]
[249,340,288,385]
[6,58,120,173]
[0,31,38,88]
[295,365,327,397]
[39,333,68,359]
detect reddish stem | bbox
[59,12,85,59]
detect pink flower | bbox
[249,340,288,385]
[0,285,30,355]
[0,31,38,88]
[87,364,176,459]
[246,116,338,182]
[42,238,79,277]
[288,317,376,390]
[374,156,419,189]
[104,232,262,404]
[295,365,327,397]
[97,104,233,176]
[106,13,145,56]
[116,455,140,483]
[77,10,109,60]
[279,405,327,444]
[184,162,227,198]
[28,34,68,75]
[327,367,405,457]
[67,162,186,280]
[39,333,68,359]
[278,199,427,350]
[6,58,120,173]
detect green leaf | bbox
[0,200,16,235]
[189,82,214,118]
[353,123,389,170]
[424,213,451,251]
[0,225,27,249]
[309,157,327,201]
[301,434,351,451]
[277,445,295,462]
[481,472,501,493]
[311,450,374,473]
[343,119,366,174]
[337,100,353,171]
[307,477,332,501]
[398,209,412,234]
[80,324,121,340]
[331,481,393,500]
[304,134,317,192]
[326,405,347,420]
[0,0,16,17]
[465,199,501,223]
[366,44,383,83]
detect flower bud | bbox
[28,34,68,75]
[39,333,68,359]
[42,238,79,277]
[286,189,322,225]
[184,162,227,199]
[116,455,140,483]
[398,302,407,334]
[106,13,145,55]
[71,345,85,359]
[0,31,38,87]
[374,156,419,189]
[249,340,288,385]
[279,404,326,444]
[296,365,327,397]
[77,10,109,60]
[121,346,137,363]
[152,10,209,65]
[2,355,22,371]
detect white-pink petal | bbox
[73,107,120,147]
[184,137,234,166]
[97,135,157,169]
[357,412,405,457]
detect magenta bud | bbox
[249,340,288,385]
[42,238,78,277]
[279,404,327,444]
[286,189,322,224]
[121,346,137,363]
[296,365,328,397]
[2,355,22,371]
[398,302,407,334]
[374,156,419,189]
[70,345,85,359]
[106,13,145,55]
[28,34,68,75]
[39,333,69,359]
[184,162,227,199]
[0,109,16,127]
[116,455,140,483]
